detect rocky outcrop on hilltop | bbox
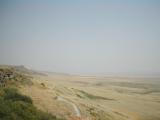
[0,67,32,87]
[0,68,14,87]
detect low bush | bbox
[0,87,63,120]
[3,88,33,104]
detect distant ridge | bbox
[0,65,46,76]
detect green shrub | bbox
[0,88,63,120]
[3,88,33,104]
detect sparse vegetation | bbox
[75,89,115,100]
[0,66,64,120]
[76,94,83,98]
[1,65,160,120]
[0,87,62,120]
[40,83,46,87]
[114,111,128,118]
[87,107,112,120]
[0,67,33,87]
[3,87,33,104]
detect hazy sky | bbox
[0,0,160,75]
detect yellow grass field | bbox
[20,73,160,120]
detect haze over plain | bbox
[0,0,160,76]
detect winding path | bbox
[56,96,81,117]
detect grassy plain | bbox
[20,73,160,120]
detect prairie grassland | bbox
[20,73,160,120]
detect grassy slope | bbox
[0,66,64,120]
[4,65,159,120]
[21,73,160,120]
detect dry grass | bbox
[19,73,160,120]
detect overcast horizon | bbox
[0,0,160,76]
